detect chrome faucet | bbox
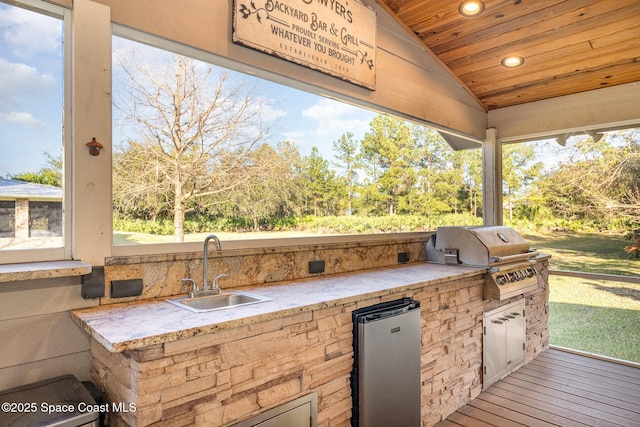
[202,234,225,295]
[180,235,228,298]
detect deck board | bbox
[509,369,640,412]
[435,348,640,427]
[520,362,640,401]
[500,374,640,422]
[536,350,640,381]
[456,402,528,427]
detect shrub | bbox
[114,216,174,235]
[624,229,640,259]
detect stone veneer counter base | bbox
[73,259,549,426]
[71,262,484,352]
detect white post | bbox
[14,199,30,239]
[482,128,503,226]
[72,0,113,265]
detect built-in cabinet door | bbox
[483,299,525,389]
[505,309,525,369]
[484,313,507,385]
[254,401,311,427]
[232,394,316,427]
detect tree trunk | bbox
[174,180,185,242]
[509,188,513,221]
[388,198,396,215]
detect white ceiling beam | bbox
[487,82,640,143]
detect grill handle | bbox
[489,260,537,273]
[489,251,539,264]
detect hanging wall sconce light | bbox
[586,130,604,143]
[86,138,104,156]
[555,132,574,147]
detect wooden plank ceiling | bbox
[378,0,640,111]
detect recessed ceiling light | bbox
[501,55,525,68]
[458,0,485,17]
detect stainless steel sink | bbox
[166,291,271,313]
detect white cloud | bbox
[0,5,62,57]
[0,58,55,101]
[302,98,360,119]
[282,130,305,141]
[250,95,287,123]
[301,98,374,137]
[0,111,46,129]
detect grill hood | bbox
[427,226,542,300]
[431,226,535,267]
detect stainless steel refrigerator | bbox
[352,298,421,427]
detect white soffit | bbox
[438,132,482,151]
[487,82,640,143]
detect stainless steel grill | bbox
[426,226,540,300]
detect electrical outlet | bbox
[309,260,325,274]
[111,279,144,298]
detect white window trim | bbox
[0,0,72,264]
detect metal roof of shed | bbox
[0,178,62,201]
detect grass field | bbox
[523,231,640,363]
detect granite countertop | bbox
[71,262,485,352]
[0,261,92,283]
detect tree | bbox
[539,130,640,225]
[359,116,416,215]
[332,132,360,215]
[301,147,341,216]
[502,144,543,221]
[9,152,62,187]
[451,149,482,217]
[113,141,173,221]
[226,141,304,230]
[411,126,453,218]
[113,50,270,241]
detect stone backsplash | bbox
[101,234,431,305]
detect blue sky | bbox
[111,35,378,166]
[0,1,377,178]
[0,3,64,177]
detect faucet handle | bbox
[182,278,198,298]
[212,274,228,289]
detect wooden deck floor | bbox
[435,347,640,427]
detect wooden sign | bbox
[233,0,377,90]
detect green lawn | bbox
[523,231,640,363]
